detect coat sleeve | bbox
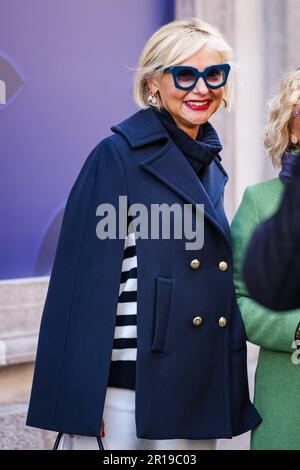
[243,159,300,311]
[231,186,300,353]
[26,137,128,434]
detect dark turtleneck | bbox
[279,145,300,183]
[154,107,223,178]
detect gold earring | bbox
[148,92,157,106]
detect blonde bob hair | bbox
[133,18,233,111]
[264,68,300,167]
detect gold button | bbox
[218,317,227,328]
[192,316,203,327]
[190,259,200,270]
[219,261,229,272]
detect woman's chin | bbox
[184,114,209,128]
[181,108,210,125]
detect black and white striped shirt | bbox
[108,232,137,389]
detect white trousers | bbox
[57,387,217,450]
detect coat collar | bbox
[111,108,230,244]
[112,108,169,147]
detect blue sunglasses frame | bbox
[163,63,231,90]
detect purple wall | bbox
[0,0,174,280]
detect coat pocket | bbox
[151,276,174,353]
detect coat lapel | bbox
[139,141,229,241]
[200,159,231,241]
[112,109,230,243]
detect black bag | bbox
[53,432,104,450]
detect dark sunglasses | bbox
[162,64,231,90]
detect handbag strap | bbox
[53,432,63,450]
[53,432,104,450]
[97,436,104,450]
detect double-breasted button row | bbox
[192,316,227,327]
[190,259,229,271]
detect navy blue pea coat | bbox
[26,108,261,439]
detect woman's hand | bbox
[68,419,105,439]
[100,419,105,438]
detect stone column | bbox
[262,0,287,180]
[233,0,266,205]
[287,0,300,67]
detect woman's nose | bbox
[193,77,209,95]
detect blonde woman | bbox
[27,18,261,450]
[231,69,300,449]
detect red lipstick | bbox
[184,100,211,111]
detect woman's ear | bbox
[290,132,298,145]
[147,78,159,95]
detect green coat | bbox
[231,178,300,450]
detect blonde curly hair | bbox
[133,17,233,112]
[264,68,300,167]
